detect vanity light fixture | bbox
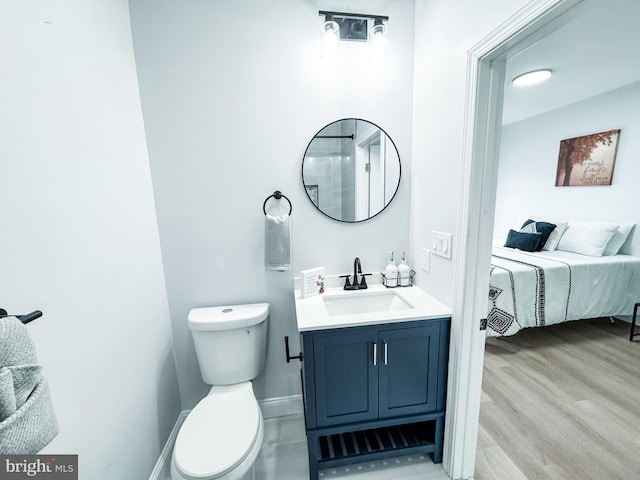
[512,69,552,86]
[318,11,389,64]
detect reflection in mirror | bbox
[302,119,401,222]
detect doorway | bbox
[445,0,588,478]
[473,0,640,477]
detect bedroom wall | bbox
[494,80,640,255]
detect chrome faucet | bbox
[341,257,370,290]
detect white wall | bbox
[494,81,640,254]
[0,1,180,478]
[410,0,530,305]
[129,0,416,409]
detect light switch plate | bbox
[432,231,453,259]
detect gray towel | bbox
[7,365,43,410]
[0,316,58,454]
[0,316,37,366]
[0,378,58,454]
[265,214,291,271]
[0,369,16,422]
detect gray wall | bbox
[495,81,640,255]
[129,0,416,409]
[0,0,179,478]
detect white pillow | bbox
[603,223,635,255]
[556,222,619,256]
[541,221,568,251]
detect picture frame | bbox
[555,129,621,186]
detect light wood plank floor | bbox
[475,318,640,480]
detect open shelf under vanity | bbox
[310,415,443,472]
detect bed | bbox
[487,220,640,337]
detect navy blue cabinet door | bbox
[377,323,441,418]
[313,328,378,427]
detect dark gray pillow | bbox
[520,219,557,251]
[504,229,542,252]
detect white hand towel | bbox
[265,214,291,271]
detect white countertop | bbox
[294,284,452,332]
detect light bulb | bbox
[369,20,386,64]
[320,19,340,61]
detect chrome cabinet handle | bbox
[373,342,377,366]
[383,340,388,365]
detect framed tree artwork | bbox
[555,129,621,186]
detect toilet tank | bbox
[188,303,269,385]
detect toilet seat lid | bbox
[173,387,260,479]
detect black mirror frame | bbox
[301,118,401,223]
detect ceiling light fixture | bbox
[512,69,553,86]
[318,11,389,64]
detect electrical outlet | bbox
[421,248,430,272]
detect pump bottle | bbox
[398,252,411,286]
[384,252,398,287]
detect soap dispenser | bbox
[384,252,398,287]
[398,251,411,287]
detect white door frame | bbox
[443,0,583,478]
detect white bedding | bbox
[487,246,640,337]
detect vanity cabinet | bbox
[300,318,450,480]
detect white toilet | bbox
[171,303,269,480]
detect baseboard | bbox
[148,394,304,480]
[148,410,188,480]
[259,393,304,418]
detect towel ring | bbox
[263,190,292,216]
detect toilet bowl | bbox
[171,383,264,480]
[170,303,269,480]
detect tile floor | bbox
[165,413,450,480]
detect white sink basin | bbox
[322,290,414,316]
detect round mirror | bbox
[301,118,401,222]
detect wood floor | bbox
[475,317,640,480]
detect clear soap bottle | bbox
[384,252,398,287]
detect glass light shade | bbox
[320,20,340,61]
[512,69,552,86]
[369,22,386,64]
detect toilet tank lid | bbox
[188,303,269,331]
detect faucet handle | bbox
[360,273,372,288]
[340,274,352,288]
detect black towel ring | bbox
[263,190,292,216]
